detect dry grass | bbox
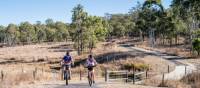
[181,72,200,88]
[144,78,191,88]
[0,68,62,88]
[134,38,193,58]
[0,42,74,62]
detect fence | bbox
[104,69,148,84]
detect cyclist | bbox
[85,54,97,83]
[61,51,74,80]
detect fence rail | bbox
[105,69,147,84]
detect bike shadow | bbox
[44,83,98,88]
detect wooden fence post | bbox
[132,69,135,84]
[162,73,165,86]
[33,71,36,80]
[1,71,4,81]
[126,71,128,83]
[168,65,170,73]
[21,64,24,73]
[80,69,82,81]
[185,66,187,75]
[61,66,63,80]
[35,67,38,74]
[146,70,148,79]
[105,69,108,82]
[42,63,45,75]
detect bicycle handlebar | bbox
[84,65,97,68]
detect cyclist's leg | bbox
[69,66,71,80]
[63,65,66,80]
[92,69,95,83]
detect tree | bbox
[45,18,55,28]
[19,22,36,44]
[45,27,56,42]
[171,0,200,50]
[108,14,134,37]
[55,21,70,42]
[141,0,164,47]
[34,21,47,43]
[71,4,109,54]
[0,26,6,43]
[71,4,88,55]
[86,16,109,49]
[5,24,20,46]
[192,38,200,55]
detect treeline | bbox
[0,0,200,54]
[0,20,70,45]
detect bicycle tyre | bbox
[65,71,68,85]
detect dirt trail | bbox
[15,80,158,88]
[128,46,197,80]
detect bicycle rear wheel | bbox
[64,71,69,85]
[88,77,92,86]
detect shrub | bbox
[123,63,149,71]
[192,38,200,55]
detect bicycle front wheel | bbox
[65,71,68,85]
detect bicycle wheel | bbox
[65,71,68,85]
[88,74,93,86]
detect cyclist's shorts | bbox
[64,65,71,70]
[88,67,94,71]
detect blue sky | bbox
[0,0,172,26]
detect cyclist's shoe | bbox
[93,81,95,84]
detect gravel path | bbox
[15,80,159,88]
[128,46,197,80]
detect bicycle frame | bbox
[63,65,70,85]
[87,67,95,86]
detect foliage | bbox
[123,63,149,71]
[6,24,20,45]
[19,22,36,43]
[192,38,200,55]
[71,4,109,54]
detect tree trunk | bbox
[139,30,143,42]
[170,38,172,47]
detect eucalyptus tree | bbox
[55,21,70,42]
[108,14,134,37]
[5,24,20,46]
[171,0,200,50]
[0,26,5,43]
[45,27,56,42]
[34,21,47,43]
[141,0,164,47]
[131,2,147,41]
[19,22,36,44]
[45,18,55,28]
[86,16,109,50]
[71,4,109,54]
[71,4,88,55]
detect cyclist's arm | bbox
[71,56,74,66]
[84,59,89,67]
[94,59,98,66]
[60,57,65,65]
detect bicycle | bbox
[85,65,96,87]
[63,65,70,85]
